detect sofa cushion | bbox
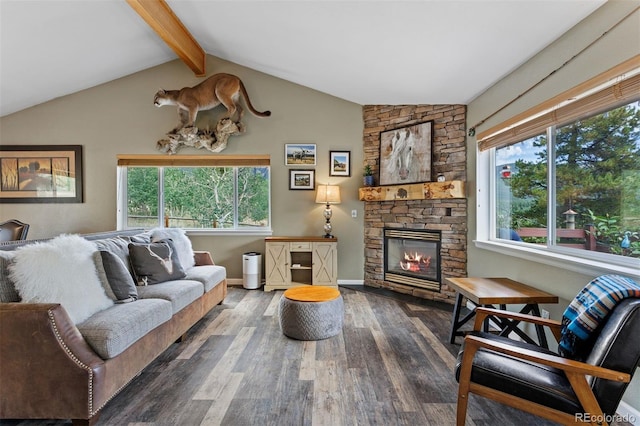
[96,250,138,303]
[150,228,195,270]
[185,265,227,292]
[95,236,134,274]
[136,280,203,314]
[10,235,113,324]
[0,251,19,302]
[77,298,172,359]
[129,240,186,286]
[130,233,151,244]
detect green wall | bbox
[0,56,365,281]
[466,0,640,413]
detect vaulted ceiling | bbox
[0,0,606,117]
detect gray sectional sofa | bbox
[0,229,227,425]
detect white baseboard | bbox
[337,279,364,285]
[617,401,640,425]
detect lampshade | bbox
[315,185,341,204]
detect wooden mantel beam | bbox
[127,0,206,76]
[359,181,466,202]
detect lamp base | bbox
[322,207,334,239]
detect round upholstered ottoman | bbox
[278,286,344,340]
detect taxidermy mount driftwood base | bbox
[156,118,244,155]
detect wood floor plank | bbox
[342,327,378,369]
[410,316,457,370]
[159,400,211,426]
[370,328,423,414]
[177,310,234,359]
[299,340,316,381]
[218,291,269,335]
[199,372,244,425]
[265,357,313,425]
[422,402,478,426]
[263,290,282,317]
[345,367,377,425]
[312,360,344,426]
[344,291,381,330]
[406,303,430,312]
[315,332,347,363]
[193,327,254,400]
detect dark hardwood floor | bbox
[1,286,631,425]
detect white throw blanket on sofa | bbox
[9,234,113,324]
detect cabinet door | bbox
[312,242,337,285]
[265,242,290,285]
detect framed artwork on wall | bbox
[329,151,351,176]
[379,121,433,186]
[289,169,315,190]
[285,143,316,166]
[0,145,83,203]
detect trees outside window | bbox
[495,100,640,259]
[123,166,271,231]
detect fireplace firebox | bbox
[383,228,441,291]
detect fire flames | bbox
[399,252,431,272]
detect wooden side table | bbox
[446,277,558,347]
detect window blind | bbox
[477,56,640,152]
[117,154,270,167]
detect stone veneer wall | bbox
[363,105,467,304]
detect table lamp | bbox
[315,184,341,238]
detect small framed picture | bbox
[289,169,315,190]
[285,143,316,166]
[329,151,351,176]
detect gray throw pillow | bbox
[93,251,117,300]
[128,240,186,286]
[99,250,138,303]
[95,237,133,274]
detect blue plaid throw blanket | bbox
[559,274,640,359]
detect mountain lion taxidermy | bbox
[154,73,271,133]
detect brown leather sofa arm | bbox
[0,303,106,421]
[194,250,215,266]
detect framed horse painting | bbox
[379,121,433,186]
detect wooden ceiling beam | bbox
[127,0,206,76]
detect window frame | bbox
[116,155,272,236]
[482,127,638,275]
[475,61,640,279]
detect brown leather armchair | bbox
[0,219,29,241]
[455,297,640,425]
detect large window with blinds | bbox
[117,155,271,234]
[478,60,640,271]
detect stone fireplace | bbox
[362,104,467,304]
